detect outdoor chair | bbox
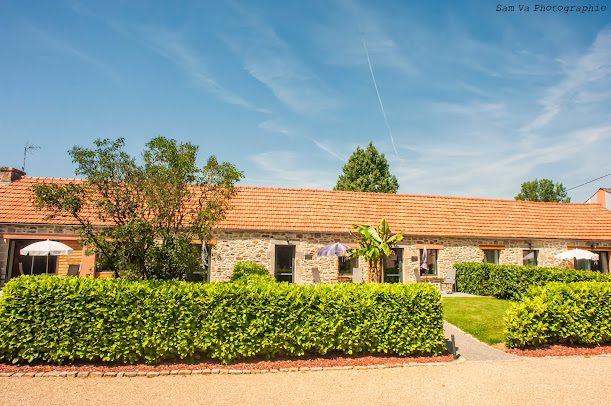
[443,268,456,293]
[312,267,321,284]
[413,268,422,283]
[18,262,25,276]
[352,268,363,283]
[67,264,80,276]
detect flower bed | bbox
[0,353,454,375]
[507,345,611,358]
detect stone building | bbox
[2,166,611,287]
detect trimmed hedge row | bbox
[455,262,611,300]
[505,282,611,348]
[0,276,446,365]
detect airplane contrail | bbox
[362,37,398,158]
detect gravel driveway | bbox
[0,356,611,406]
[2,356,610,406]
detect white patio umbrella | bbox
[20,240,74,275]
[317,242,352,257]
[555,249,599,261]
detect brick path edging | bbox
[0,359,463,378]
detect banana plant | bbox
[350,219,404,283]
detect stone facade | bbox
[210,230,606,284]
[211,230,355,283]
[2,223,610,287]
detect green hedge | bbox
[455,262,611,300]
[0,276,446,365]
[505,282,611,348]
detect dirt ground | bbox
[2,355,610,406]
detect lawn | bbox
[442,297,511,345]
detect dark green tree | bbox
[515,179,570,203]
[33,137,243,280]
[335,142,399,193]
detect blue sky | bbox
[1,1,610,201]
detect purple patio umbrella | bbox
[317,242,352,257]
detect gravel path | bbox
[444,321,517,361]
[2,356,610,405]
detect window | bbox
[275,245,295,282]
[589,251,609,273]
[383,248,403,283]
[338,256,358,275]
[419,248,438,276]
[522,250,538,266]
[575,258,591,271]
[483,249,500,264]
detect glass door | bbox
[592,251,609,273]
[275,245,295,282]
[383,248,403,283]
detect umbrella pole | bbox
[46,254,49,275]
[30,257,34,275]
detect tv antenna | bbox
[22,143,41,172]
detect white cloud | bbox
[391,124,611,200]
[223,6,338,114]
[247,151,335,189]
[130,25,267,112]
[522,28,611,132]
[26,24,119,81]
[308,138,346,162]
[258,119,291,135]
[313,1,419,76]
[431,102,507,119]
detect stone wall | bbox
[210,230,602,284]
[211,230,356,284]
[2,223,610,286]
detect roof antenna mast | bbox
[22,143,41,172]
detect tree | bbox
[33,137,243,280]
[335,142,399,193]
[349,219,403,283]
[515,179,570,203]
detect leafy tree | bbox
[350,219,403,283]
[33,137,243,280]
[515,179,570,203]
[230,261,273,282]
[335,142,399,193]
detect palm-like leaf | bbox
[350,218,404,282]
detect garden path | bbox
[444,321,517,361]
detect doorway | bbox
[275,245,295,282]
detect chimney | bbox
[595,189,606,207]
[0,167,26,185]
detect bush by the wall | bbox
[505,282,611,348]
[230,261,272,282]
[0,276,446,365]
[455,262,611,300]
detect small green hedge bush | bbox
[0,276,446,365]
[505,282,611,348]
[230,261,272,282]
[455,262,611,300]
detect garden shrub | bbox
[454,262,611,300]
[0,276,446,365]
[505,282,611,348]
[230,261,272,282]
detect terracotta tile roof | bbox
[2,177,611,240]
